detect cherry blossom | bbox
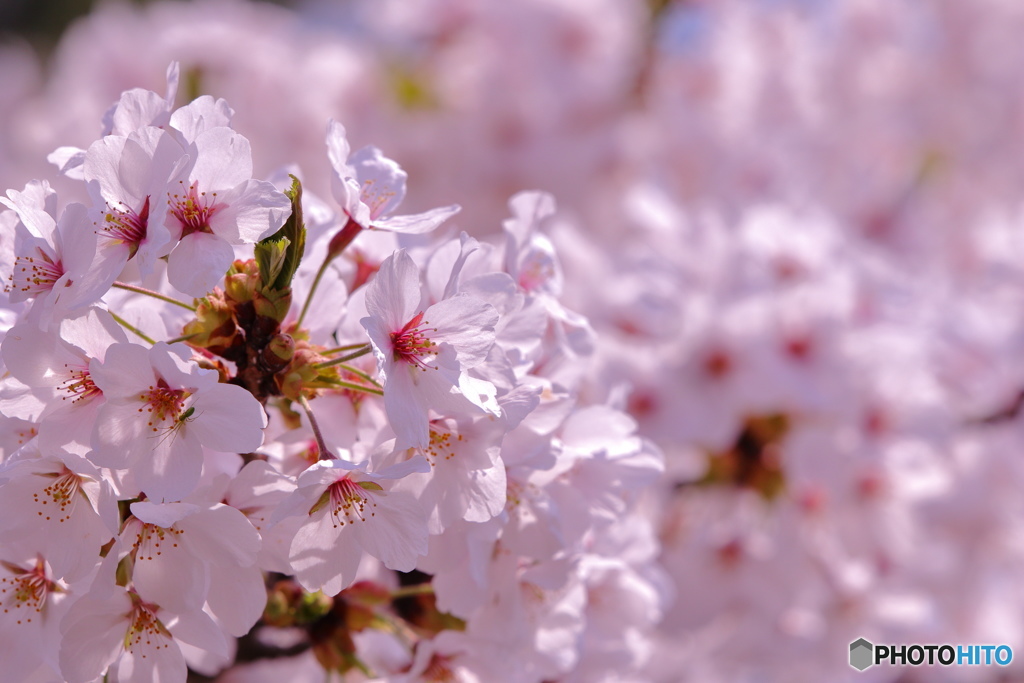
[362,249,501,449]
[271,456,430,596]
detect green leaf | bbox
[256,175,306,293]
[255,236,290,288]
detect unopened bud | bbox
[263,334,295,371]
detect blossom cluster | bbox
[0,66,663,682]
[3,0,1024,681]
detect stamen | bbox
[168,181,221,237]
[136,380,190,434]
[60,364,102,404]
[99,196,149,257]
[391,312,439,370]
[11,247,63,295]
[325,477,378,528]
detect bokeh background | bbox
[5,0,1024,680]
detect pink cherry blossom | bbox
[361,249,501,449]
[272,456,430,596]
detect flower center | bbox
[137,380,191,434]
[10,247,63,295]
[99,195,149,257]
[126,595,173,654]
[423,426,464,467]
[60,364,101,404]
[421,653,457,682]
[33,466,84,524]
[168,181,221,237]
[325,477,378,528]
[391,312,438,370]
[0,556,57,624]
[131,522,185,562]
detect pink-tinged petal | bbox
[364,249,422,328]
[268,487,319,528]
[181,504,261,568]
[48,146,86,179]
[189,383,267,453]
[336,176,371,226]
[90,342,156,398]
[289,512,361,596]
[58,592,131,683]
[114,626,187,683]
[294,458,360,487]
[169,95,234,143]
[167,232,235,297]
[190,127,252,191]
[384,366,431,450]
[168,607,229,660]
[207,178,290,244]
[117,127,185,202]
[423,295,498,366]
[206,564,266,636]
[461,465,508,523]
[38,397,99,455]
[107,88,172,136]
[128,518,209,614]
[361,315,396,382]
[136,427,203,502]
[349,146,407,220]
[1,323,82,387]
[352,489,428,571]
[325,119,351,176]
[2,181,57,240]
[366,454,431,481]
[91,401,152,469]
[374,204,461,235]
[84,135,130,201]
[130,501,199,528]
[150,342,214,392]
[60,306,128,358]
[457,373,500,416]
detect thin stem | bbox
[295,217,362,329]
[297,395,333,461]
[109,312,156,345]
[390,583,434,600]
[321,342,369,355]
[112,281,197,311]
[314,345,371,369]
[166,332,199,345]
[335,363,381,388]
[295,259,331,329]
[317,378,384,397]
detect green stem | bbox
[390,583,434,600]
[295,217,362,329]
[313,345,371,369]
[294,259,331,330]
[335,363,381,388]
[297,394,333,461]
[109,312,156,345]
[317,377,384,396]
[321,342,369,355]
[112,281,196,311]
[166,332,199,345]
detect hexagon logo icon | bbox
[850,638,874,671]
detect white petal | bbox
[167,232,235,298]
[364,249,421,328]
[190,383,267,453]
[349,146,407,220]
[375,204,461,235]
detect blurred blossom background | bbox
[5,0,1024,680]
